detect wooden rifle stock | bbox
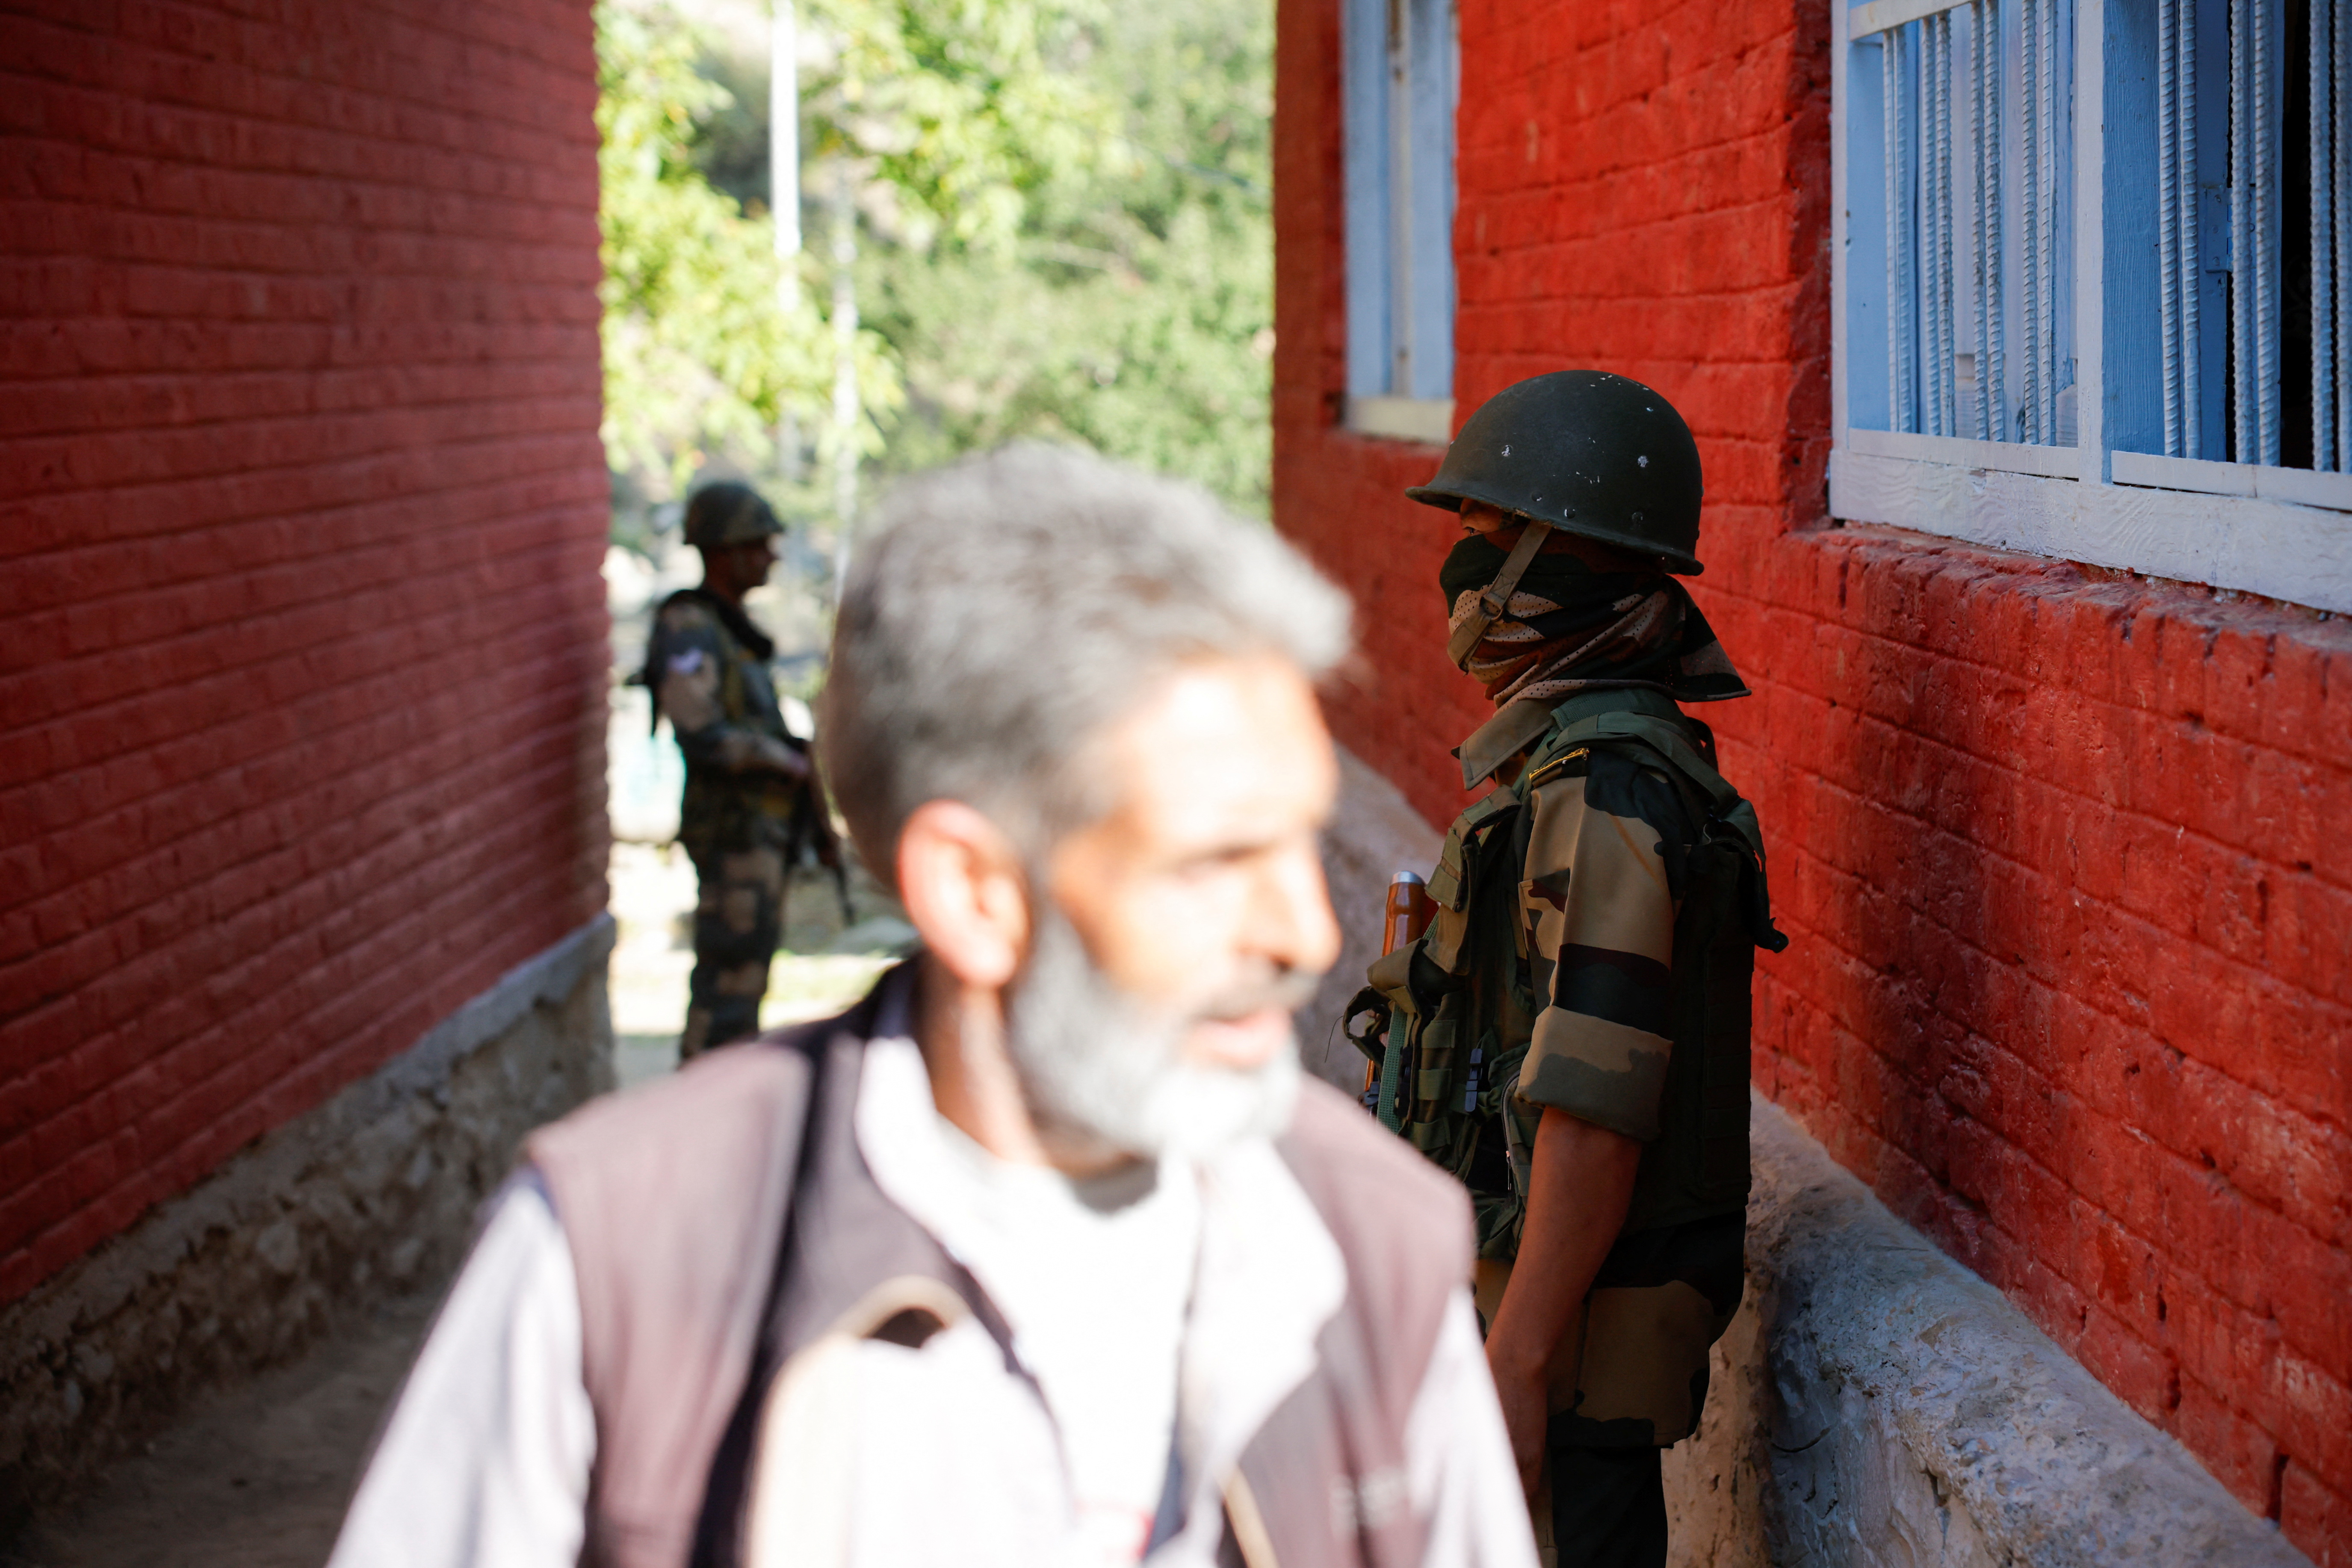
[1364,871,1436,1096]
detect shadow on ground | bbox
[0,1291,437,1568]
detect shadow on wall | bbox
[1787,555,2066,1289]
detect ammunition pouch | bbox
[1364,793,1540,1258]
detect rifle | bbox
[785,756,855,923]
[1359,871,1435,1112]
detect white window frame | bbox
[1831,0,2352,613]
[1343,0,1459,443]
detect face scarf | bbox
[1439,532,1750,710]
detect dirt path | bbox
[2,1293,436,1568]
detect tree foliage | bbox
[597,0,1274,534]
[862,0,1274,513]
[596,2,898,507]
[807,0,1120,254]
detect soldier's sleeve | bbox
[1510,752,1681,1143]
[650,600,770,773]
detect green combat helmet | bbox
[682,480,785,549]
[1405,369,1706,575]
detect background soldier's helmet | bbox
[681,480,786,550]
[1404,370,1707,574]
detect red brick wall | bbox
[1274,0,2352,1556]
[0,1,610,1306]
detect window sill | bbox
[1344,396,1454,445]
[1848,427,2083,480]
[1830,440,2352,614]
[2111,451,2352,513]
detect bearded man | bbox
[328,447,1536,1568]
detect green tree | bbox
[852,0,1276,514]
[597,0,901,532]
[804,0,1119,254]
[597,0,1274,540]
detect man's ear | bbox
[897,800,1031,990]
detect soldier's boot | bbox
[1544,1442,1665,1568]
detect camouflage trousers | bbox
[682,845,785,1058]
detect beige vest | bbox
[527,969,1474,1568]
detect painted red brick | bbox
[0,0,608,1305]
[1274,0,2352,1554]
[2289,1466,2352,1568]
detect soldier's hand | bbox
[1485,1347,1548,1500]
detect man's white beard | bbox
[1004,907,1306,1161]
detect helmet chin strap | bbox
[1445,517,1554,671]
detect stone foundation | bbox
[0,915,615,1525]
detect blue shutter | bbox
[1849,0,2077,445]
[1344,0,1457,405]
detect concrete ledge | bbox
[0,914,617,1523]
[1344,395,1456,445]
[1666,1095,2311,1567]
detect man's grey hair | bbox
[820,444,1353,871]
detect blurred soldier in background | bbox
[1358,372,1787,1568]
[642,481,823,1057]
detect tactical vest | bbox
[1355,688,1787,1259]
[643,589,823,867]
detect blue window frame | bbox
[1848,0,2080,447]
[1343,0,1457,440]
[1832,0,2352,611]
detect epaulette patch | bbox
[1524,747,1590,792]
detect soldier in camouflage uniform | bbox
[1355,373,1787,1568]
[642,482,825,1057]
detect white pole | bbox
[771,0,800,298]
[772,1,803,484]
[830,164,859,599]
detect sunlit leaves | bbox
[807,0,1123,254]
[865,0,1274,514]
[597,0,1272,526]
[597,2,898,499]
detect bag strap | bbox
[1528,705,1790,953]
[1583,713,1738,808]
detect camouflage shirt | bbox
[1512,741,1686,1143]
[1368,688,1780,1446]
[645,589,810,864]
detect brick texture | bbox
[0,1,610,1305]
[1273,0,2352,1557]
